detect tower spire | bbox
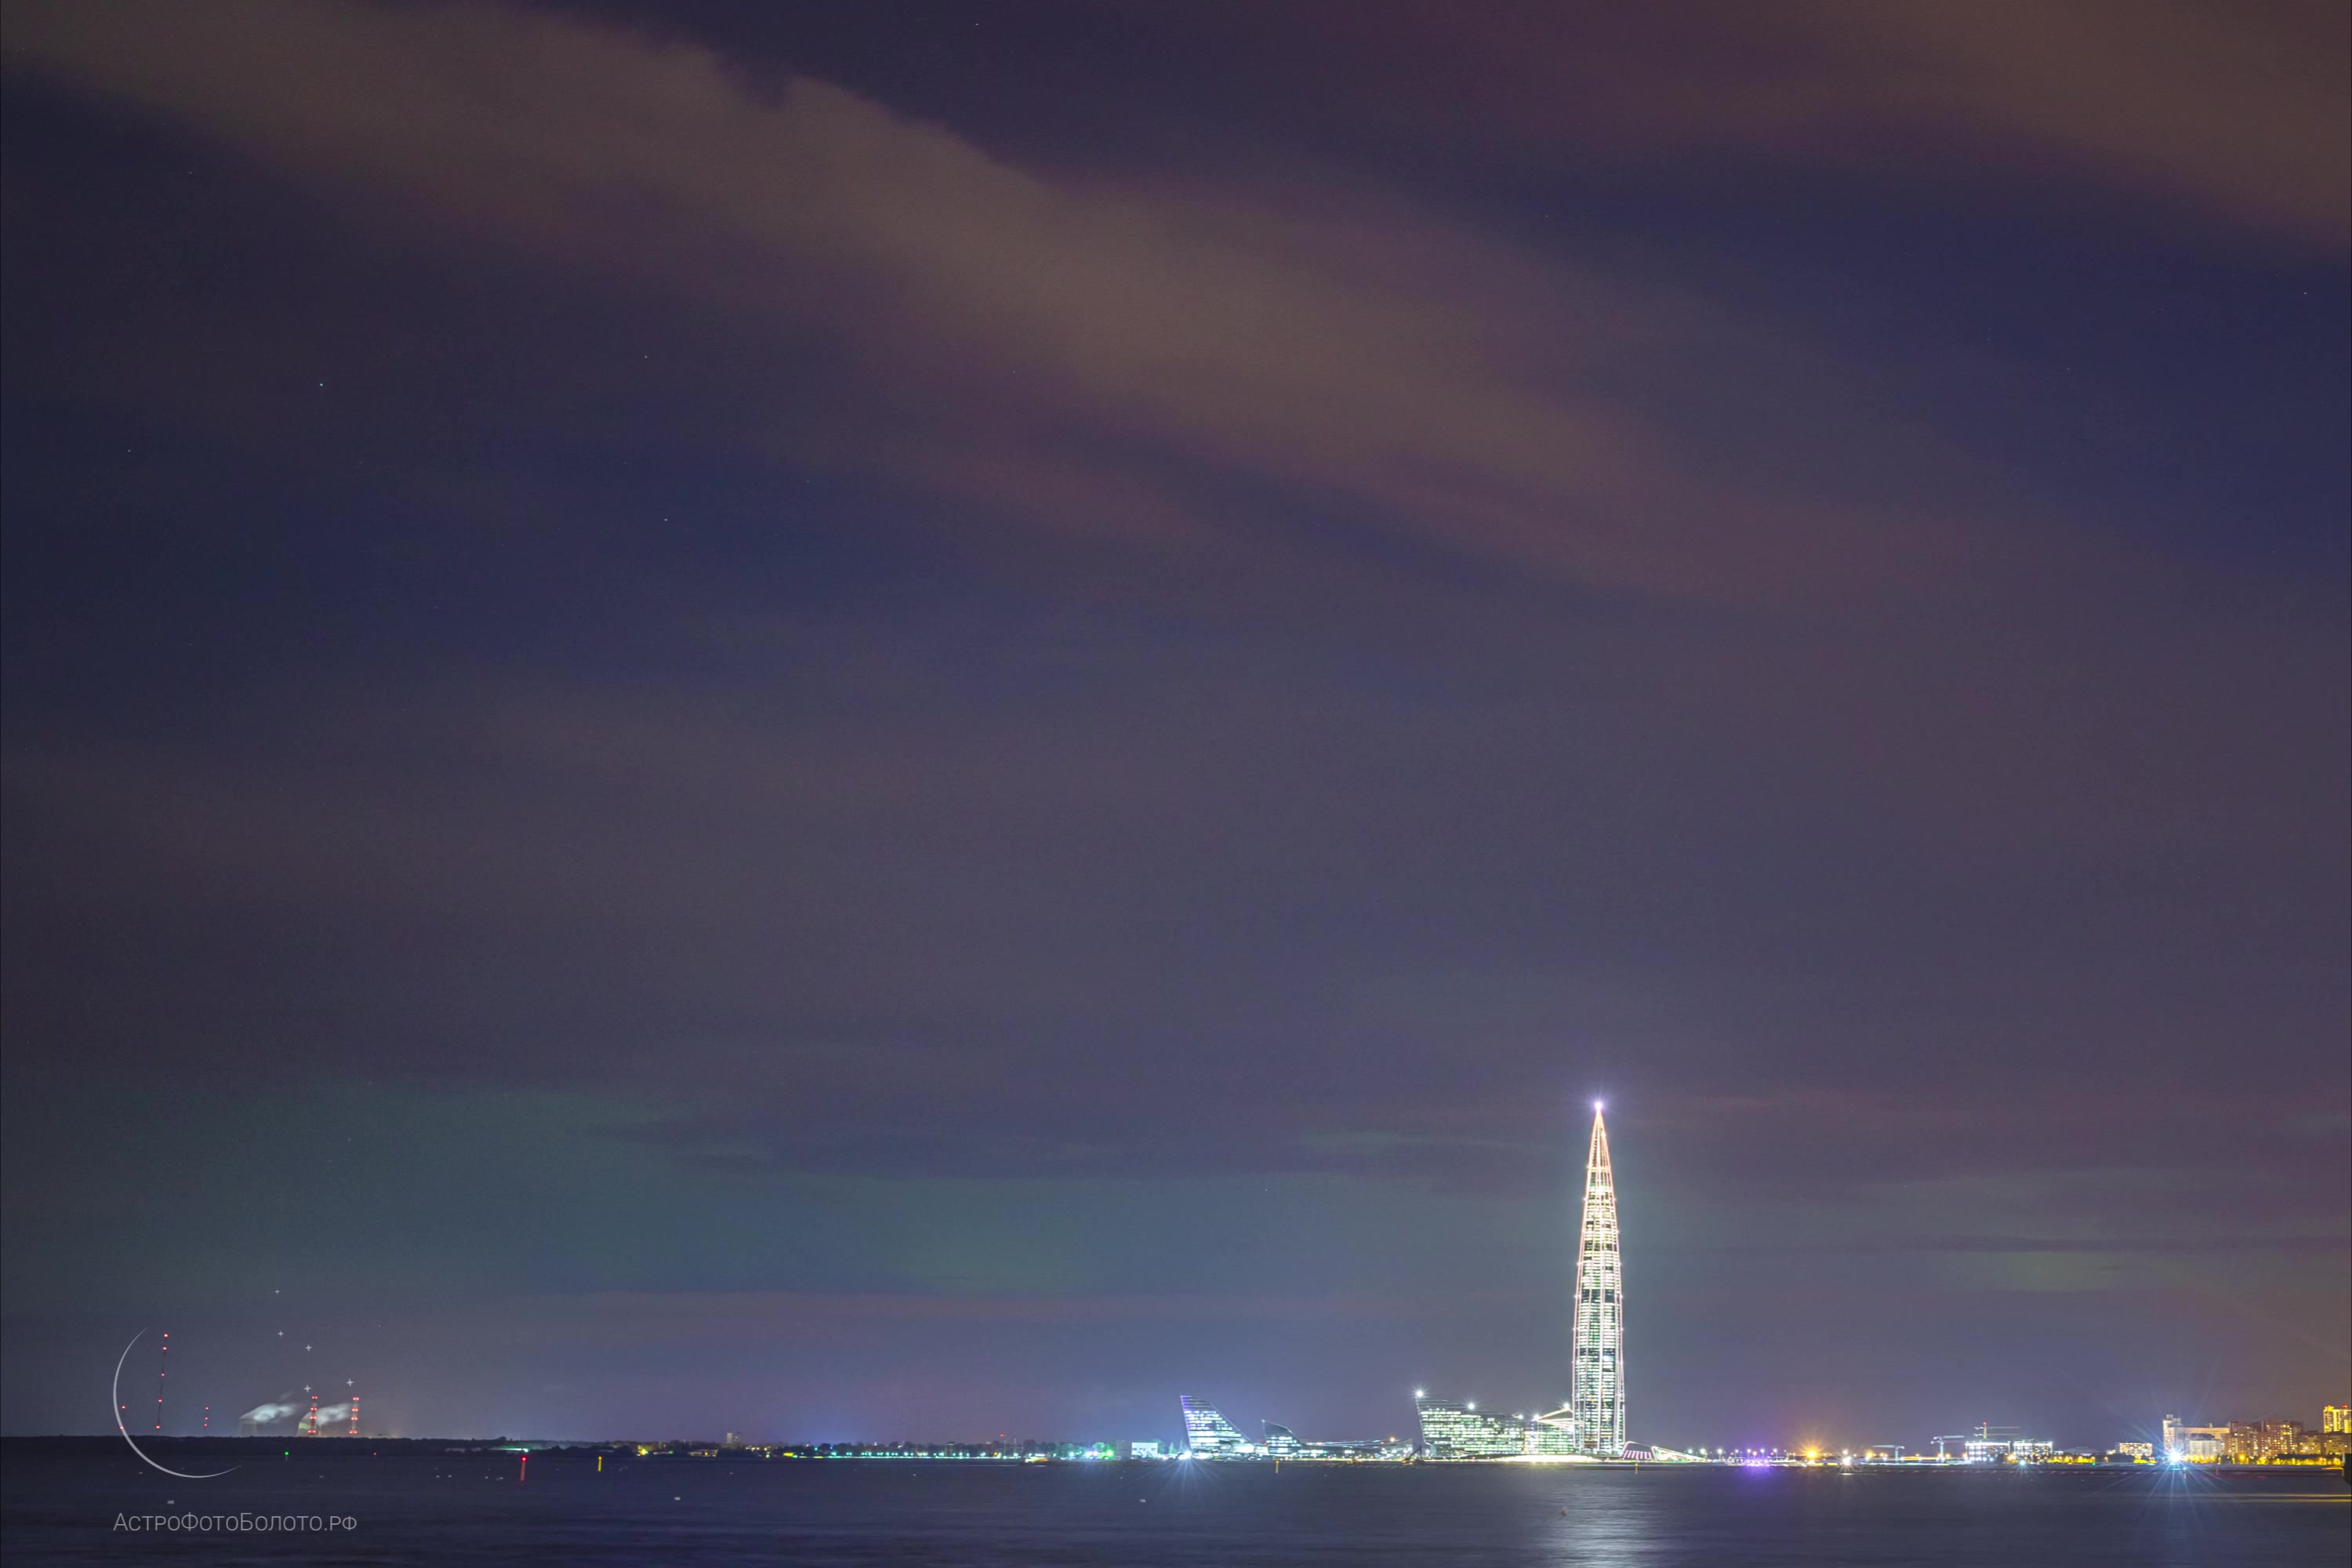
[1571,1102,1625,1455]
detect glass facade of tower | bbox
[1571,1107,1625,1455]
[1180,1396,1252,1456]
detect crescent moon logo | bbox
[113,1330,236,1479]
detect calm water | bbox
[4,1450,2345,1566]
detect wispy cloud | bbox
[5,0,2006,606]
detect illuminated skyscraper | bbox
[1571,1103,1625,1455]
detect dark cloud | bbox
[7,591,2339,1184]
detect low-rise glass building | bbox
[1180,1397,1254,1457]
[1415,1396,1531,1458]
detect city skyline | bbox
[72,1091,2347,1454]
[152,1385,2352,1467]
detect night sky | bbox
[3,2,2347,1453]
